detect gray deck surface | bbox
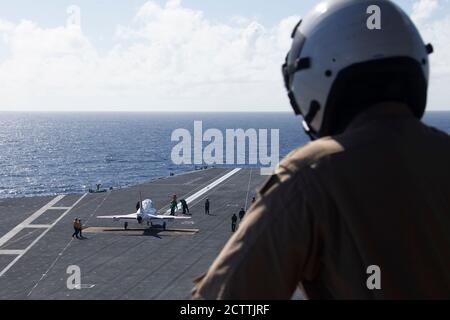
[0,168,271,300]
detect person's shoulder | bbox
[421,122,450,142]
[278,137,344,174]
[259,137,343,196]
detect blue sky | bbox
[0,1,418,38]
[0,0,448,111]
[0,0,318,53]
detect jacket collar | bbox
[345,102,415,132]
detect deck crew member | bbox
[170,195,178,216]
[78,219,83,238]
[180,199,190,215]
[204,199,210,215]
[238,208,246,221]
[231,214,238,233]
[72,219,80,239]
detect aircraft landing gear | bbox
[163,222,167,231]
[124,222,128,230]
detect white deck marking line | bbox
[164,168,242,215]
[0,250,24,255]
[0,195,65,248]
[0,193,88,278]
[25,224,53,229]
[27,238,74,297]
[244,167,253,211]
[27,192,109,297]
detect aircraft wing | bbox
[97,213,138,220]
[149,214,191,220]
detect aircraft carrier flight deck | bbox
[0,168,266,300]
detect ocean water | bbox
[0,112,449,199]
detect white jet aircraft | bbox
[97,194,190,230]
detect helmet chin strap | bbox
[302,120,317,141]
[301,100,320,141]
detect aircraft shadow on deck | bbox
[124,228,164,239]
[83,227,199,239]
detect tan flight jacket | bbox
[192,104,450,299]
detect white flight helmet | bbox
[282,0,433,139]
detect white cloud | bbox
[0,0,448,111]
[0,1,299,112]
[412,0,450,109]
[411,0,439,22]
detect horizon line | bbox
[0,109,449,113]
[0,110,294,113]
